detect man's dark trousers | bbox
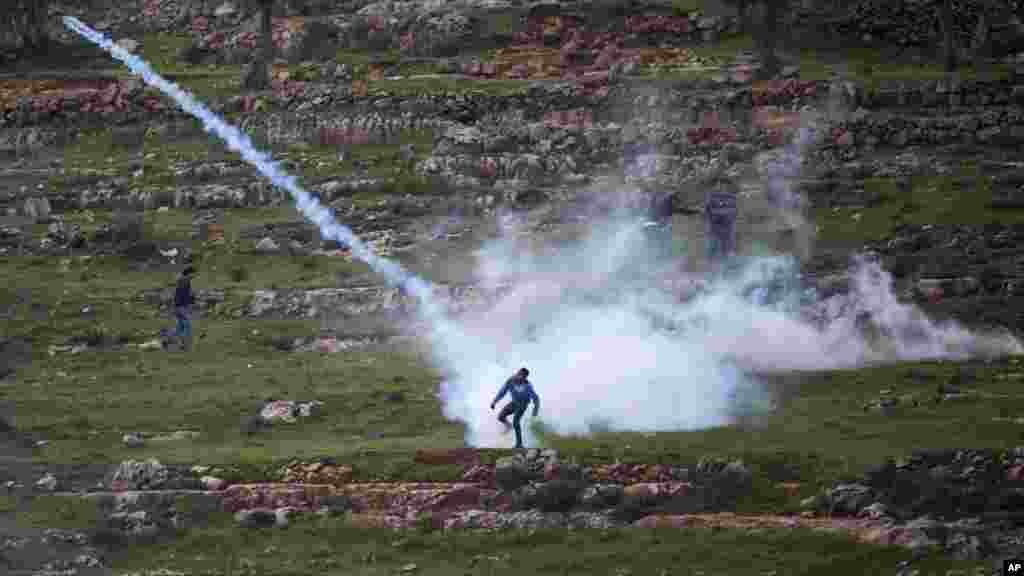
[498,401,528,448]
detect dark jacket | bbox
[648,191,675,222]
[704,189,738,228]
[174,276,195,308]
[492,375,540,411]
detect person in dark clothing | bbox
[174,266,196,351]
[703,177,739,270]
[490,367,540,449]
[648,191,675,224]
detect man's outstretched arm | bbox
[530,388,540,417]
[490,380,511,409]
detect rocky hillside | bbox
[3,0,1024,574]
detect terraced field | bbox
[2,0,1024,574]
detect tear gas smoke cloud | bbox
[437,122,1021,448]
[69,15,1022,450]
[441,215,1021,447]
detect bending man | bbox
[490,367,540,449]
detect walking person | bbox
[704,177,740,274]
[490,367,540,449]
[174,266,196,351]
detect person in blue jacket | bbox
[174,266,196,351]
[704,177,739,272]
[490,367,540,449]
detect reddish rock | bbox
[622,482,691,500]
[1007,465,1024,482]
[834,130,854,148]
[462,465,494,484]
[542,462,562,481]
[508,64,530,78]
[593,44,619,69]
[430,485,492,512]
[222,483,336,513]
[479,157,498,179]
[731,69,753,84]
[776,482,803,497]
[633,515,698,529]
[414,448,480,466]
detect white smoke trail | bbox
[62,16,481,352]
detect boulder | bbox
[254,236,280,253]
[110,459,169,491]
[235,508,277,528]
[23,197,51,223]
[494,454,536,491]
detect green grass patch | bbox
[691,33,757,59]
[94,516,978,576]
[0,493,16,514]
[812,162,1023,247]
[7,342,457,467]
[793,46,1015,87]
[52,120,435,191]
[17,495,106,530]
[111,33,243,99]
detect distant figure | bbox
[174,266,196,351]
[703,177,739,269]
[490,367,540,449]
[648,190,675,224]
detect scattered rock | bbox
[213,2,237,18]
[254,236,280,253]
[200,476,227,491]
[826,484,876,516]
[235,508,277,528]
[259,400,298,424]
[110,459,169,491]
[579,484,625,509]
[122,433,146,448]
[494,454,536,491]
[35,473,58,492]
[23,197,51,223]
[274,506,298,527]
[280,460,353,485]
[318,494,354,516]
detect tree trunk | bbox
[242,0,274,91]
[942,0,956,73]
